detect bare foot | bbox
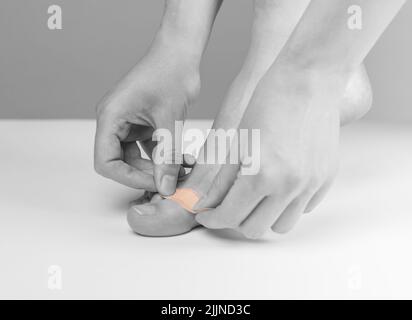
[127,193,198,237]
[126,0,373,237]
[126,64,372,237]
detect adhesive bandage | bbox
[163,188,201,213]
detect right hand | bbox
[194,64,344,238]
[94,40,200,195]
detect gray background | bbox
[0,0,411,122]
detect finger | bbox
[238,194,292,239]
[195,175,265,229]
[139,138,157,160]
[123,140,142,160]
[183,153,196,168]
[125,140,187,179]
[192,162,240,211]
[94,121,156,191]
[184,134,240,210]
[124,125,154,142]
[304,179,334,213]
[153,150,181,196]
[142,140,196,169]
[152,121,183,196]
[123,141,153,174]
[271,196,311,234]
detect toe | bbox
[127,199,199,237]
[150,193,163,203]
[129,191,154,207]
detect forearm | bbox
[276,0,406,73]
[242,0,309,77]
[153,0,223,65]
[213,0,309,130]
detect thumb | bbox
[193,162,239,212]
[152,120,184,196]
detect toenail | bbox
[132,205,153,216]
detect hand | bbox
[194,65,345,239]
[94,37,200,195]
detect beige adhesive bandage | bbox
[163,188,201,213]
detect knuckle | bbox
[281,165,308,194]
[259,156,308,192]
[253,166,277,191]
[243,174,266,195]
[95,100,109,117]
[95,92,114,117]
[307,166,337,191]
[94,160,114,179]
[94,160,106,176]
[283,162,306,185]
[118,162,138,181]
[307,177,322,193]
[183,73,201,102]
[95,102,103,116]
[259,165,305,196]
[255,170,272,188]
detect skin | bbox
[193,0,406,239]
[94,0,222,195]
[127,0,374,237]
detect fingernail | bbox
[160,174,177,196]
[132,205,155,216]
[183,154,196,167]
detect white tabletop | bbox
[0,119,411,299]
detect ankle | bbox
[340,66,373,125]
[267,61,350,97]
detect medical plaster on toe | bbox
[162,188,205,214]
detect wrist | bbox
[152,24,207,68]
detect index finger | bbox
[94,119,156,191]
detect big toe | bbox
[127,199,199,237]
